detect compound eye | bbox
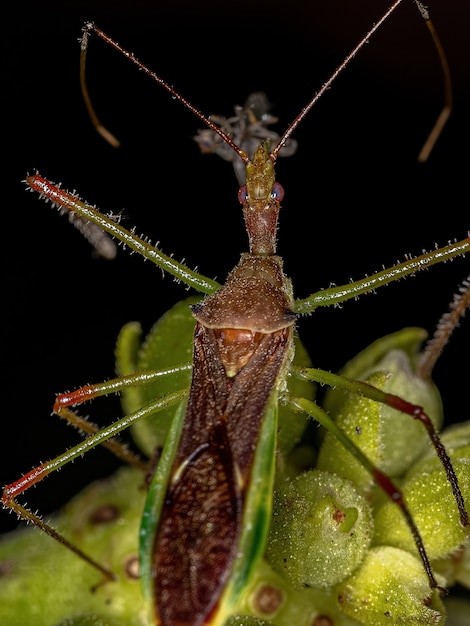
[238,185,248,204]
[271,182,284,202]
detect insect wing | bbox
[141,320,291,626]
[140,397,188,622]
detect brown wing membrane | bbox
[152,322,291,626]
[154,424,240,626]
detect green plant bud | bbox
[373,458,470,562]
[318,329,443,493]
[408,421,470,475]
[397,421,470,585]
[116,297,197,457]
[336,546,446,626]
[226,616,273,626]
[0,467,148,626]
[236,556,362,626]
[432,543,469,590]
[265,470,373,588]
[54,617,120,626]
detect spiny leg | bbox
[2,386,187,576]
[289,281,470,592]
[289,395,445,593]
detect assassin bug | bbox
[2,1,470,625]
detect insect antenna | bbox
[415,0,453,162]
[80,0,452,174]
[80,22,249,164]
[273,0,452,162]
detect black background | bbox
[2,0,469,537]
